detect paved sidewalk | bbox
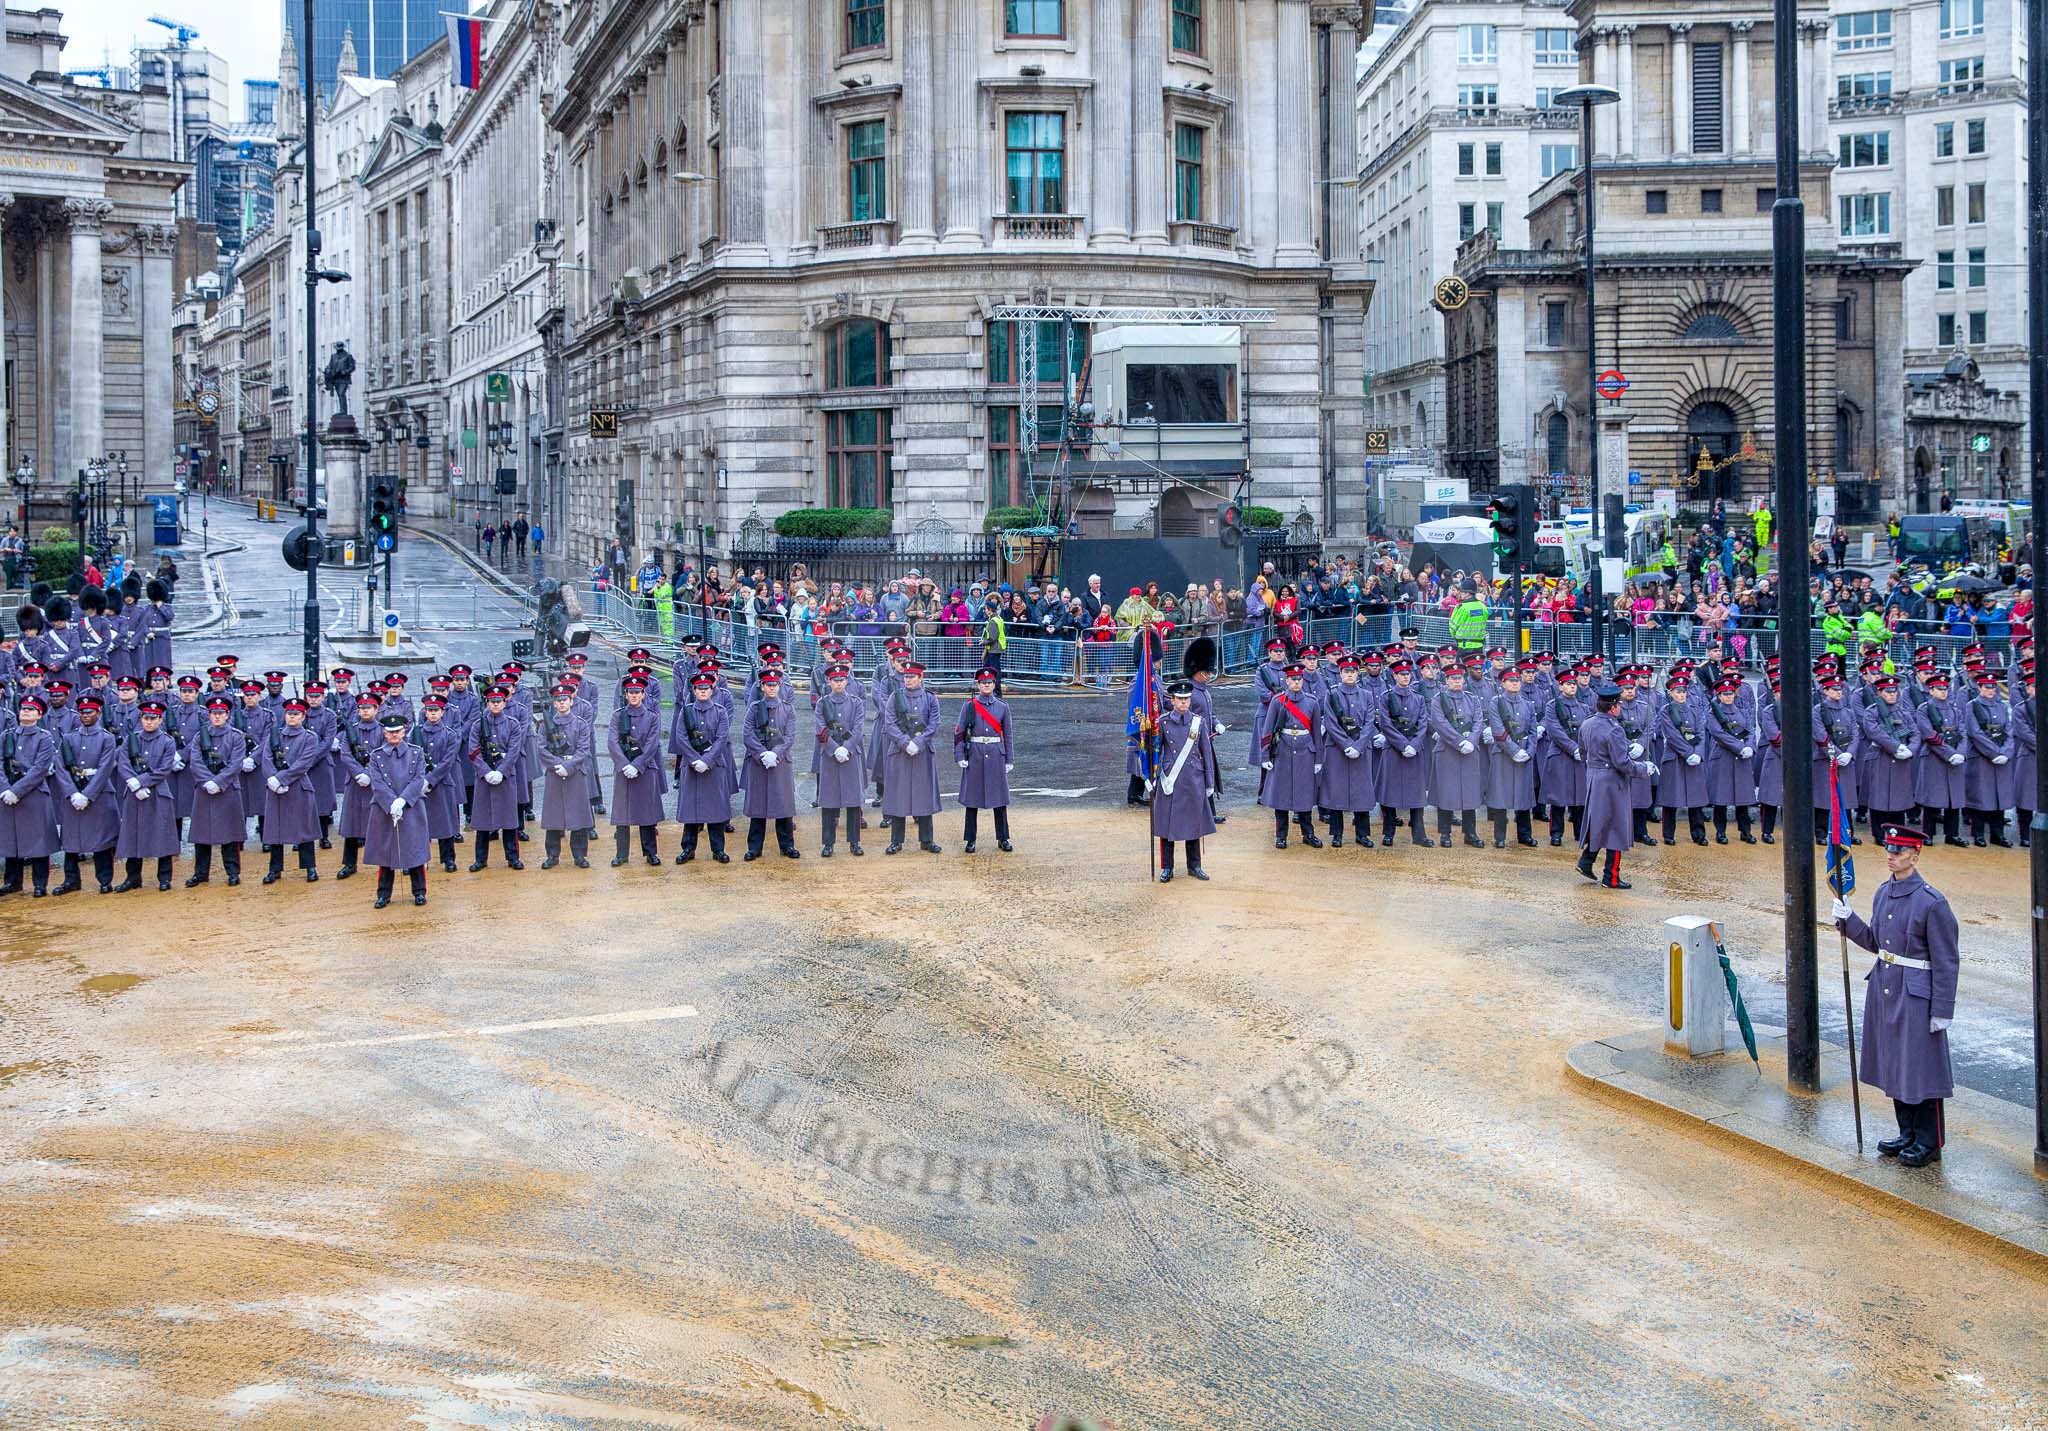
[1567,1028,2048,1265]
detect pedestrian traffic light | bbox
[369,478,397,546]
[1488,483,1535,565]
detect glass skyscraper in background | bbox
[284,0,445,96]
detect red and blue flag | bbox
[447,15,485,89]
[1827,762,1856,896]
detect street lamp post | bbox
[2026,0,2048,1170]
[1556,84,1620,664]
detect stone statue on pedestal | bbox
[322,341,356,418]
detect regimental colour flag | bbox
[448,15,485,89]
[1827,762,1856,897]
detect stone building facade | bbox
[0,7,188,529]
[1443,0,1911,517]
[540,0,1374,569]
[1825,0,2030,500]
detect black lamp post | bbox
[1555,83,1620,662]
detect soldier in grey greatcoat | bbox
[468,685,528,870]
[607,675,668,866]
[1614,670,1659,846]
[1832,824,1961,1167]
[1374,658,1432,846]
[56,693,125,892]
[1152,681,1216,882]
[1963,669,2017,846]
[1482,662,1540,848]
[1703,676,1758,844]
[184,695,248,887]
[414,695,467,872]
[538,683,596,869]
[1912,670,1968,845]
[813,664,868,857]
[1316,656,1378,848]
[258,698,323,884]
[741,669,801,861]
[1576,681,1659,890]
[1655,673,1711,847]
[955,667,1014,853]
[672,671,734,863]
[114,698,180,891]
[335,692,383,876]
[0,694,59,896]
[1860,675,1923,837]
[2014,660,2036,847]
[1537,664,1588,846]
[1813,673,1864,845]
[880,661,943,854]
[1757,678,1785,844]
[367,711,431,907]
[1427,664,1486,849]
[1257,663,1322,849]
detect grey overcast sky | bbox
[57,0,283,122]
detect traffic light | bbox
[1219,503,1245,548]
[370,478,398,547]
[1602,494,1626,559]
[1488,483,1535,565]
[613,486,634,539]
[70,490,87,526]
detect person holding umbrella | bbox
[1831,824,1959,1166]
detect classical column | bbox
[140,223,178,498]
[1803,21,1829,156]
[1669,23,1692,158]
[1274,0,1316,256]
[0,193,11,469]
[720,0,767,254]
[64,198,113,480]
[1730,22,1753,156]
[1132,0,1168,242]
[1616,26,1636,158]
[1590,27,1615,158]
[899,0,936,243]
[939,0,984,245]
[1320,6,1363,259]
[1090,0,1131,244]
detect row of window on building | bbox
[840,0,1207,59]
[1835,0,1989,51]
[1453,25,1578,67]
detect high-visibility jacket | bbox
[1450,599,1490,649]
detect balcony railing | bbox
[1170,220,1238,250]
[818,218,895,251]
[996,213,1081,241]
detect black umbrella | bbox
[1943,574,2001,596]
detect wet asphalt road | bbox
[178,499,2044,1112]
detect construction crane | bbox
[63,66,116,86]
[148,14,201,48]
[986,303,1274,571]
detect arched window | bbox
[826,318,891,389]
[1681,308,1743,341]
[1546,412,1569,476]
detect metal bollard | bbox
[1662,914,1729,1057]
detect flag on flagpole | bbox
[1826,762,1855,896]
[447,15,485,89]
[1125,632,1158,781]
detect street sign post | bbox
[485,372,512,402]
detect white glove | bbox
[267,776,286,794]
[134,786,150,801]
[485,769,505,785]
[425,781,435,794]
[621,764,638,780]
[70,791,90,810]
[1686,754,1701,767]
[1513,750,1531,764]
[1261,761,1274,771]
[389,797,406,819]
[1535,726,1547,740]
[1005,763,1014,773]
[0,790,14,806]
[1950,753,1965,767]
[1930,1017,1951,1034]
[330,737,341,752]
[1343,747,1359,760]
[1993,754,2009,765]
[1214,724,1228,735]
[761,751,779,769]
[126,777,140,792]
[1481,729,1495,745]
[554,763,570,778]
[958,759,970,769]
[241,757,255,772]
[1646,763,1662,779]
[1830,897,1852,922]
[1895,745,1912,760]
[172,757,185,771]
[1401,745,1416,758]
[202,780,220,796]
[833,747,849,764]
[1372,734,1386,748]
[1313,764,1324,775]
[904,740,920,756]
[690,759,709,773]
[355,772,372,787]
[1457,740,1474,755]
[1627,742,1644,759]
[1740,746,1753,760]
[1835,751,1853,767]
